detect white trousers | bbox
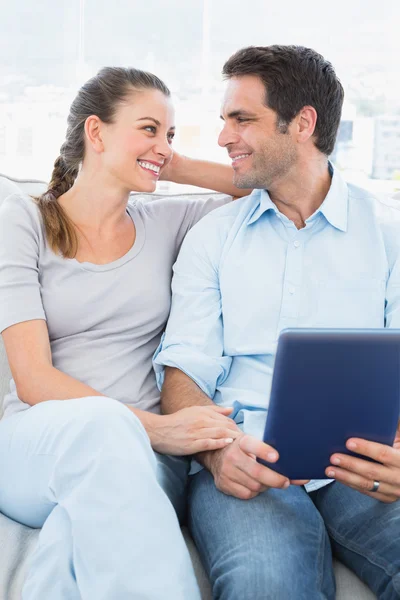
[0,396,200,600]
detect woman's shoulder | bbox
[0,192,43,235]
[128,192,231,229]
[1,191,39,215]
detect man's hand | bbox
[326,420,400,503]
[202,434,299,500]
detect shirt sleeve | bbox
[382,202,400,328]
[174,194,232,250]
[153,215,232,398]
[0,194,46,333]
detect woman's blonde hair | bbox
[35,67,170,258]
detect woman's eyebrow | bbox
[136,117,161,126]
[136,117,175,131]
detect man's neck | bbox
[267,155,332,230]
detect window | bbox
[1,0,400,196]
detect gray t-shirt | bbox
[0,192,230,418]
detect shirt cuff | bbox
[153,337,232,398]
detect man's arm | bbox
[154,214,232,402]
[155,218,291,498]
[161,367,215,413]
[161,366,226,471]
[161,366,291,498]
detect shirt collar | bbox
[247,162,349,232]
[316,163,348,232]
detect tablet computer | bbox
[260,329,400,480]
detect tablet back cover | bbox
[262,329,400,480]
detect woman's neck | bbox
[58,168,131,233]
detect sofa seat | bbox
[0,511,375,600]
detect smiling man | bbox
[154,46,400,599]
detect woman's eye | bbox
[144,126,157,134]
[167,133,175,143]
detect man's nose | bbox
[218,124,238,148]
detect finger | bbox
[205,419,242,435]
[291,480,310,485]
[199,427,242,441]
[191,437,235,454]
[345,438,400,469]
[239,435,279,463]
[201,409,241,430]
[235,451,289,489]
[227,468,269,494]
[325,466,400,499]
[218,480,263,501]
[364,490,399,503]
[209,406,234,416]
[329,452,400,487]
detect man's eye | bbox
[237,117,248,123]
[144,126,157,134]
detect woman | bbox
[0,67,245,599]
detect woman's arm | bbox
[2,320,103,404]
[2,320,239,455]
[160,152,252,198]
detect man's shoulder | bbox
[188,191,260,232]
[348,183,400,222]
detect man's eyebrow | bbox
[136,117,176,130]
[220,110,257,120]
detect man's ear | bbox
[296,106,318,144]
[84,115,104,154]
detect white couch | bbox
[0,173,376,599]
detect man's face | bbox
[218,75,298,189]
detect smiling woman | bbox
[0,65,247,599]
[35,67,174,258]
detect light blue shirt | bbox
[154,165,400,491]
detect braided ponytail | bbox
[35,154,79,258]
[35,66,170,258]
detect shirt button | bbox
[288,286,295,295]
[293,240,300,248]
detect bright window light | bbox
[1,0,399,197]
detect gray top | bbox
[0,192,230,418]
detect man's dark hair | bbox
[222,45,344,156]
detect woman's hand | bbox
[325,420,400,503]
[158,151,180,182]
[148,405,242,456]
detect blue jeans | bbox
[189,469,400,600]
[0,397,200,600]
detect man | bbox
[154,45,400,599]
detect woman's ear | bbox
[84,115,104,154]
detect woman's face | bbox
[98,88,175,193]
